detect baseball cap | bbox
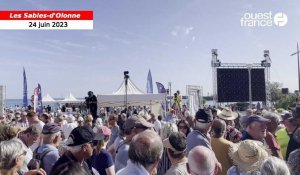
[124,115,154,130]
[42,123,61,135]
[98,126,111,136]
[163,132,186,154]
[93,126,112,141]
[246,115,270,127]
[67,126,96,146]
[195,109,213,123]
[281,112,293,121]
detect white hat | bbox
[218,107,238,121]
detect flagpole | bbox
[290,42,300,93]
[23,67,28,108]
[297,42,300,92]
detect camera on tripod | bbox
[124,71,129,79]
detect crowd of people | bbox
[0,99,300,175]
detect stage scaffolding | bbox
[211,49,271,109]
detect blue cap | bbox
[42,123,61,135]
[246,115,270,127]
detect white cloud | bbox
[171,26,194,37]
[45,39,87,49]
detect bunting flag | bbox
[23,67,28,107]
[156,82,166,93]
[37,84,43,114]
[146,69,153,94]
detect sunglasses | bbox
[134,126,149,130]
[89,140,99,147]
[178,125,188,129]
[18,150,27,157]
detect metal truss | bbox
[211,49,271,109]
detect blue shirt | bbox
[115,141,130,172]
[36,144,60,175]
[90,149,114,175]
[117,160,149,175]
[186,130,211,155]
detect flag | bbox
[33,87,38,112]
[146,69,153,94]
[23,67,28,107]
[156,82,166,93]
[37,84,43,114]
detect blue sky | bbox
[1,0,300,99]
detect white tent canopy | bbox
[61,93,82,103]
[114,78,145,95]
[98,94,165,107]
[98,78,165,107]
[42,93,56,102]
[97,77,166,120]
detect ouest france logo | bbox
[240,12,288,27]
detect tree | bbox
[269,82,283,105]
[275,94,296,109]
[269,82,297,109]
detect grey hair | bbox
[261,156,290,175]
[42,132,61,144]
[129,130,163,169]
[194,121,210,131]
[160,123,178,140]
[0,138,25,169]
[263,112,280,124]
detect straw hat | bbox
[218,107,238,121]
[229,140,270,173]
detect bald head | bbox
[188,146,221,175]
[129,130,163,168]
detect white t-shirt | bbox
[19,141,33,174]
[61,122,77,140]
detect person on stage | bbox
[85,91,98,123]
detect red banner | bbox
[0,11,93,20]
